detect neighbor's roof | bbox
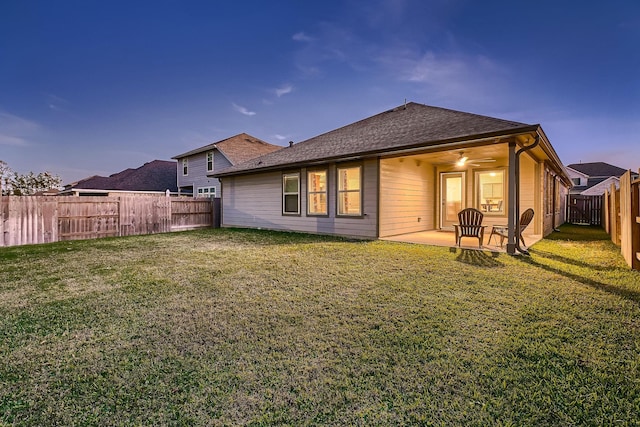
[66,160,178,192]
[213,102,537,177]
[567,162,629,178]
[172,133,282,165]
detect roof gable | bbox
[214,102,535,176]
[566,162,628,177]
[565,166,589,179]
[172,133,282,164]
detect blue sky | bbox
[1,0,639,184]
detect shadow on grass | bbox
[203,227,357,246]
[518,256,640,305]
[450,247,503,268]
[529,248,621,272]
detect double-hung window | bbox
[207,151,214,172]
[337,166,362,216]
[307,170,328,215]
[282,173,300,215]
[182,158,188,176]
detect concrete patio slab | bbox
[381,230,542,253]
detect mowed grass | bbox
[1,225,639,426]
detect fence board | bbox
[58,197,120,241]
[604,169,640,270]
[171,197,213,230]
[0,195,217,247]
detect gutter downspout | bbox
[510,133,540,255]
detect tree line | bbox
[0,160,63,196]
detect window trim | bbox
[307,169,329,216]
[545,169,554,215]
[197,186,216,198]
[206,151,214,173]
[182,158,188,176]
[282,172,301,216]
[336,164,363,217]
[475,168,506,216]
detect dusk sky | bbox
[1,0,639,185]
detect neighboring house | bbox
[213,102,572,254]
[566,162,637,195]
[61,160,178,196]
[33,189,61,196]
[172,133,282,197]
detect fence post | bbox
[619,171,640,270]
[631,177,640,270]
[603,190,610,234]
[0,196,4,247]
[610,182,620,245]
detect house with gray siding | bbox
[212,103,571,254]
[566,162,638,195]
[172,133,282,197]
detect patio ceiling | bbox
[381,143,510,166]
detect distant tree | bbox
[0,160,62,195]
[0,160,12,195]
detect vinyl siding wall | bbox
[540,161,569,236]
[379,158,434,237]
[176,150,232,196]
[221,159,379,238]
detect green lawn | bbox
[1,224,639,426]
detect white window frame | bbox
[182,158,188,176]
[475,169,506,215]
[337,165,362,216]
[207,151,214,173]
[307,170,328,215]
[282,173,300,215]
[197,186,216,198]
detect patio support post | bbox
[507,141,517,254]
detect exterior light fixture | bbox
[456,155,468,166]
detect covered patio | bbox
[381,229,543,253]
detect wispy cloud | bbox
[0,112,40,146]
[232,103,256,116]
[292,32,313,42]
[273,134,290,141]
[375,46,512,108]
[46,93,69,112]
[274,84,293,97]
[291,22,376,78]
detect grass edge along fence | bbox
[0,195,218,247]
[604,169,640,270]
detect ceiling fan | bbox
[450,151,496,167]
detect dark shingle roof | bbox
[172,133,282,164]
[70,160,178,192]
[214,102,535,177]
[567,162,629,178]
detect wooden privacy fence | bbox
[566,194,603,225]
[0,195,219,247]
[603,170,640,270]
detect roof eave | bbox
[212,125,540,178]
[172,144,218,159]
